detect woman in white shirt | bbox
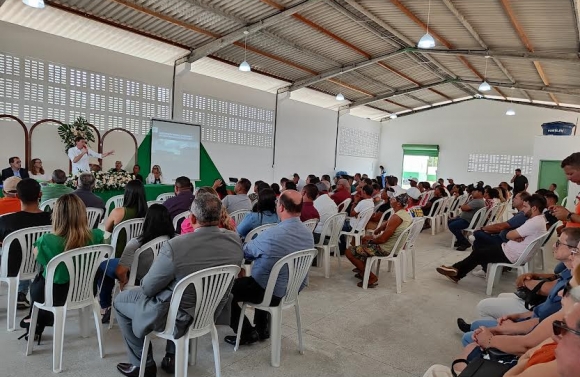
[28,158,50,182]
[146,165,166,184]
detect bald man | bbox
[331,178,351,206]
[225,189,315,346]
[555,289,580,377]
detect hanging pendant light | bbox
[389,114,398,119]
[22,0,45,8]
[418,0,435,49]
[505,108,515,116]
[336,93,345,101]
[478,57,491,92]
[238,32,251,72]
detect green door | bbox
[538,160,568,203]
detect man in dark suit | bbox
[113,193,243,377]
[1,157,29,183]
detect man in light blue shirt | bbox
[225,189,314,346]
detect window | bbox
[338,127,380,158]
[401,144,439,187]
[467,154,533,174]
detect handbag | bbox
[451,358,514,377]
[514,278,551,310]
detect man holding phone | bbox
[550,153,580,228]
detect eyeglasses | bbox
[556,240,579,254]
[553,320,580,338]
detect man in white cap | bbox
[0,176,22,215]
[406,187,424,218]
[408,177,418,188]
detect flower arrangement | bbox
[66,171,135,192]
[57,117,96,153]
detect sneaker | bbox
[471,270,487,279]
[457,318,472,333]
[17,292,30,310]
[436,266,460,283]
[456,243,472,251]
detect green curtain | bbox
[402,144,439,157]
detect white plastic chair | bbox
[535,221,562,272]
[337,198,352,213]
[230,209,251,226]
[86,207,104,229]
[147,200,161,207]
[156,192,175,203]
[234,249,317,367]
[486,233,548,296]
[449,207,488,247]
[302,218,319,233]
[242,223,277,276]
[401,218,426,282]
[104,194,124,220]
[561,196,568,208]
[424,198,445,235]
[366,208,394,235]
[40,198,57,212]
[109,218,145,258]
[26,244,112,373]
[139,265,240,377]
[315,212,347,278]
[361,225,413,293]
[0,226,52,331]
[173,210,190,233]
[108,236,169,329]
[340,207,374,247]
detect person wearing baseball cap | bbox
[408,177,418,188]
[406,187,424,218]
[0,176,22,215]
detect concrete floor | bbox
[0,230,556,377]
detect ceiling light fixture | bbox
[336,92,345,101]
[22,0,45,8]
[418,0,435,49]
[389,114,398,119]
[478,57,491,92]
[505,109,515,116]
[238,31,251,72]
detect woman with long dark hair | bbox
[236,188,279,239]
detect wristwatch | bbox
[567,211,574,221]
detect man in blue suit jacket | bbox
[1,157,29,184]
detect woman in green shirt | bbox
[20,194,104,341]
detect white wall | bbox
[0,21,380,184]
[337,114,380,178]
[380,100,579,186]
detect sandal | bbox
[352,268,360,273]
[357,281,378,288]
[18,317,45,344]
[354,273,363,280]
[101,307,111,324]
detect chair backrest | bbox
[561,196,568,208]
[405,217,426,251]
[484,204,501,225]
[43,244,113,308]
[230,209,251,225]
[387,223,414,257]
[244,223,277,244]
[448,196,461,213]
[352,207,374,232]
[0,226,52,279]
[39,198,57,212]
[376,208,394,229]
[251,199,258,207]
[110,218,145,256]
[147,200,162,207]
[173,211,190,233]
[156,192,175,203]
[426,198,445,217]
[260,249,317,308]
[162,265,240,336]
[337,198,352,213]
[86,207,105,229]
[510,233,549,266]
[104,194,124,219]
[302,218,319,233]
[542,221,561,247]
[127,236,169,286]
[466,207,488,230]
[316,212,346,247]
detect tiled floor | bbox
[0,230,555,377]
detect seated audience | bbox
[0,177,22,215]
[114,193,243,376]
[284,181,297,191]
[236,188,279,239]
[500,181,513,199]
[146,164,165,184]
[422,186,446,216]
[162,176,195,220]
[109,161,126,173]
[451,184,464,197]
[543,192,559,227]
[72,172,106,211]
[279,177,289,191]
[484,187,501,209]
[496,185,507,202]
[346,193,412,288]
[448,185,485,251]
[549,183,559,198]
[313,182,338,243]
[222,177,252,214]
[300,184,320,222]
[225,190,313,346]
[555,289,580,377]
[406,187,424,218]
[20,194,104,340]
[41,169,73,202]
[271,183,281,197]
[418,181,432,207]
[182,186,235,233]
[437,194,547,283]
[132,164,144,182]
[293,173,306,192]
[385,175,402,198]
[330,178,351,206]
[248,180,267,203]
[96,204,176,324]
[0,178,51,309]
[1,156,29,183]
[446,178,455,192]
[339,185,374,252]
[28,158,49,182]
[366,189,391,231]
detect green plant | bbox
[57,117,96,153]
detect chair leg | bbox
[138,335,151,377]
[108,284,119,329]
[431,219,436,235]
[25,305,40,356]
[189,338,197,366]
[6,278,17,332]
[394,258,402,294]
[92,301,105,358]
[375,259,381,278]
[450,235,456,248]
[401,250,408,283]
[210,325,222,377]
[324,247,331,279]
[234,304,247,352]
[294,300,304,355]
[79,306,90,338]
[174,337,189,377]
[270,308,283,367]
[486,264,498,296]
[362,259,373,289]
[411,247,417,280]
[52,307,66,373]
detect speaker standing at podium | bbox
[68,136,114,174]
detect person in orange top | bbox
[551,153,580,228]
[0,177,22,215]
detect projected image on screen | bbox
[151,119,201,182]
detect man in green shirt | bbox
[40,169,73,202]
